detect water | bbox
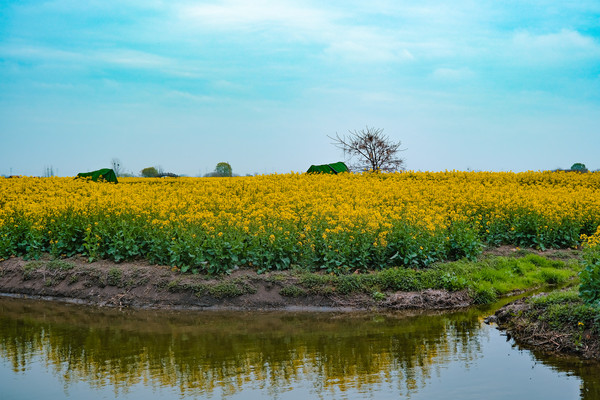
[0,297,598,400]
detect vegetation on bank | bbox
[497,289,599,358]
[579,226,600,308]
[493,229,600,358]
[280,253,581,304]
[528,290,599,334]
[8,252,582,306]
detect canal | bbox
[0,296,598,399]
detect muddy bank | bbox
[0,255,473,311]
[494,297,600,360]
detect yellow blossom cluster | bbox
[1,171,599,272]
[581,226,600,249]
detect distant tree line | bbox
[204,162,234,177]
[140,166,179,178]
[554,163,591,173]
[139,162,235,178]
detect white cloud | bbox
[324,40,414,63]
[212,80,246,91]
[95,49,172,69]
[0,44,202,78]
[0,45,80,63]
[177,1,418,64]
[20,0,167,13]
[511,29,600,64]
[177,0,335,32]
[32,82,79,90]
[165,90,215,102]
[432,67,474,81]
[322,25,416,63]
[358,91,400,103]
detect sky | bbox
[1,0,599,176]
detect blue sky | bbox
[1,0,599,176]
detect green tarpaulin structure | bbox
[306,162,349,174]
[76,168,118,183]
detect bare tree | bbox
[111,158,122,177]
[43,165,55,177]
[329,126,405,172]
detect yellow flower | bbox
[3,171,600,270]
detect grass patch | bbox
[536,268,572,285]
[184,282,208,295]
[107,267,122,286]
[529,289,581,307]
[47,260,75,271]
[186,278,258,299]
[499,288,600,357]
[286,254,581,305]
[279,285,307,297]
[430,254,580,304]
[22,260,76,280]
[372,291,386,301]
[526,288,600,332]
[12,253,581,307]
[167,279,181,292]
[207,280,257,298]
[512,248,535,258]
[263,273,287,283]
[22,261,44,280]
[298,273,335,295]
[207,282,242,298]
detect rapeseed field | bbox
[1,171,599,274]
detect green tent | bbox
[306,162,349,174]
[76,168,118,183]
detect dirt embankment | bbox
[0,255,473,311]
[494,299,600,360]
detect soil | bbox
[494,298,600,360]
[0,246,584,312]
[0,254,475,311]
[483,245,582,260]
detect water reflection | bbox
[0,297,597,399]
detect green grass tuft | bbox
[205,280,257,298]
[47,260,75,270]
[107,267,122,286]
[287,254,582,305]
[527,289,600,331]
[279,285,307,297]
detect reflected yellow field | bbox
[0,297,481,397]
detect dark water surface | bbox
[0,296,598,399]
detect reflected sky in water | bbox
[0,297,597,399]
